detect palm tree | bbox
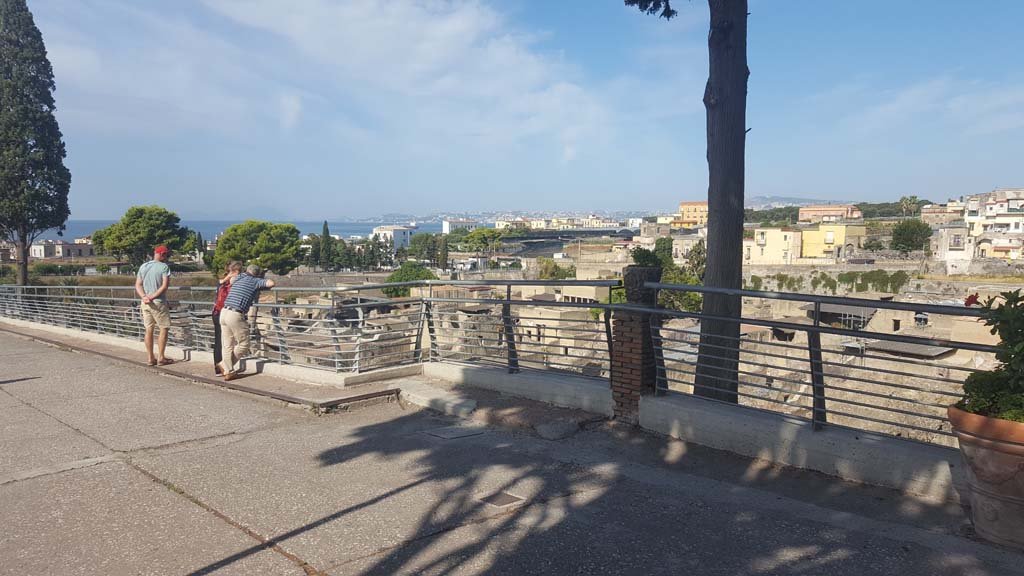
[900,195,919,217]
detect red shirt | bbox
[213,281,231,314]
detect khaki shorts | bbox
[142,300,172,330]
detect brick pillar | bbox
[610,266,661,424]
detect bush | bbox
[631,248,661,267]
[890,219,933,253]
[382,262,438,297]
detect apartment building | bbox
[797,204,863,223]
[800,224,867,259]
[673,201,709,227]
[495,218,530,231]
[742,228,802,265]
[442,219,480,234]
[372,225,413,250]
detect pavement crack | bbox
[125,459,328,576]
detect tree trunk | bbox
[694,0,748,403]
[17,230,30,286]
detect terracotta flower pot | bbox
[948,405,1024,550]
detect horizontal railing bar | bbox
[646,282,984,317]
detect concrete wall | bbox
[423,363,614,417]
[639,391,965,504]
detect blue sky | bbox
[33,0,1024,220]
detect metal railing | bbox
[0,281,616,377]
[647,283,997,448]
[0,279,996,448]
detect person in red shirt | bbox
[212,261,242,375]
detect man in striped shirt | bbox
[218,264,276,380]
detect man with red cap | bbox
[135,245,173,365]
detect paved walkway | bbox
[1,330,1022,575]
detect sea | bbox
[37,220,445,242]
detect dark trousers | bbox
[212,312,223,370]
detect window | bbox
[783,235,788,242]
[824,231,835,244]
[745,247,751,260]
[760,247,764,256]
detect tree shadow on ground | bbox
[191,401,1005,576]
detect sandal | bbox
[157,358,175,366]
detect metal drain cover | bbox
[480,491,524,508]
[424,425,485,440]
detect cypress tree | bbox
[0,0,71,285]
[319,220,333,270]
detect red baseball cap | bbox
[154,245,170,255]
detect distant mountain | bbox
[745,195,844,210]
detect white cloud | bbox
[200,0,609,160]
[278,93,303,131]
[838,75,1024,138]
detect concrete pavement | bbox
[1,330,1022,575]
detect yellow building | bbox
[673,201,709,227]
[742,228,802,265]
[800,224,867,259]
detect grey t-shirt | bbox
[137,260,171,301]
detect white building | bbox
[372,225,413,251]
[31,240,95,259]
[56,242,94,258]
[442,219,480,234]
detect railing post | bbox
[502,284,519,374]
[270,307,289,364]
[413,298,427,363]
[330,323,344,372]
[808,301,828,430]
[610,266,661,424]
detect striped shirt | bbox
[223,273,270,314]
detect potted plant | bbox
[948,289,1024,550]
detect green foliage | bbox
[409,233,440,266]
[382,262,438,297]
[624,0,677,19]
[959,290,1024,422]
[437,236,449,271]
[654,237,674,268]
[0,0,72,285]
[33,262,83,276]
[631,247,661,267]
[212,220,301,276]
[305,233,321,268]
[684,239,706,281]
[856,199,931,219]
[537,257,575,280]
[809,271,838,295]
[95,264,110,274]
[862,238,885,251]
[319,221,333,270]
[899,195,920,217]
[93,206,189,266]
[746,275,763,291]
[888,270,910,293]
[590,286,627,320]
[744,206,799,224]
[659,265,702,312]
[461,228,504,253]
[890,219,933,253]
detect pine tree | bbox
[0,0,72,285]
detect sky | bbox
[32,0,1024,220]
